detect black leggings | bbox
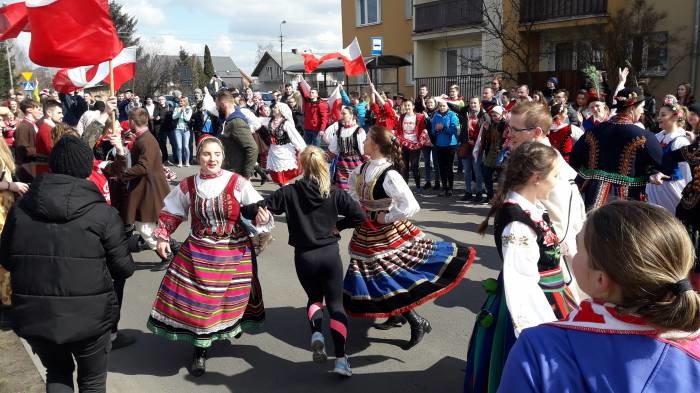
[436,146,456,190]
[294,243,347,358]
[402,149,421,188]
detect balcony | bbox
[414,0,483,34]
[520,0,608,24]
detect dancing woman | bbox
[343,126,475,350]
[266,103,306,186]
[323,106,366,190]
[148,136,273,377]
[242,146,364,376]
[464,142,579,393]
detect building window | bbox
[357,0,381,26]
[405,0,413,19]
[266,66,273,81]
[444,47,482,76]
[554,41,605,71]
[555,42,574,71]
[405,53,414,85]
[638,32,668,77]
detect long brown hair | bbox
[52,123,79,145]
[300,146,330,198]
[477,142,558,235]
[0,137,14,175]
[368,126,404,173]
[583,201,700,332]
[660,104,689,129]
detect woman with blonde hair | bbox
[0,136,29,322]
[499,201,700,392]
[242,145,365,376]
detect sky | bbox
[11,0,343,74]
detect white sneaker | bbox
[310,331,327,363]
[333,355,352,377]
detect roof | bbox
[252,51,327,77]
[283,55,411,73]
[162,55,251,82]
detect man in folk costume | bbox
[570,87,664,210]
[118,108,173,271]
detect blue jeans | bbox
[462,155,483,194]
[304,129,321,146]
[482,165,496,196]
[173,128,190,165]
[422,146,440,183]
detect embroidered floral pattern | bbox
[617,136,647,177]
[502,233,529,246]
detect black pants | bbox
[294,243,348,358]
[402,149,421,189]
[435,146,456,190]
[27,331,111,393]
[111,278,125,334]
[156,128,170,163]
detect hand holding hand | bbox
[376,212,387,224]
[256,207,272,225]
[649,172,670,185]
[9,182,28,195]
[156,239,171,259]
[332,227,340,236]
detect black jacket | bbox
[241,178,364,249]
[0,174,135,344]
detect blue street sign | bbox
[22,81,35,92]
[371,36,383,56]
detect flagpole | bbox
[5,41,14,93]
[109,59,116,135]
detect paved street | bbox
[25,167,499,393]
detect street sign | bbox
[371,37,383,56]
[22,81,35,92]
[21,72,33,82]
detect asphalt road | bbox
[25,167,500,393]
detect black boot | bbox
[190,347,207,377]
[373,315,407,330]
[255,165,269,186]
[433,180,441,190]
[402,310,432,350]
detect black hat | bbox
[613,87,651,110]
[49,135,94,179]
[687,102,700,116]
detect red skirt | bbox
[270,167,300,186]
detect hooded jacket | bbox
[241,178,364,249]
[0,173,135,344]
[221,107,258,178]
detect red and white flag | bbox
[327,85,344,123]
[53,46,137,93]
[302,37,367,76]
[0,2,28,40]
[26,0,123,68]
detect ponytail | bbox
[300,146,331,198]
[367,125,404,173]
[390,136,404,173]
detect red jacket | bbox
[396,113,430,150]
[371,102,398,131]
[35,121,54,176]
[548,124,574,163]
[299,89,329,132]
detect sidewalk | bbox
[0,328,44,393]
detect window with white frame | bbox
[639,32,668,77]
[357,0,381,26]
[405,0,413,19]
[443,47,482,76]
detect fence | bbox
[414,74,485,99]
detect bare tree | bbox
[255,42,275,66]
[133,47,176,99]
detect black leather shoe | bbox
[423,181,431,190]
[111,332,137,350]
[373,315,407,330]
[190,348,207,377]
[473,194,485,204]
[461,193,473,201]
[402,311,432,350]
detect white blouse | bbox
[501,191,575,336]
[267,120,306,172]
[161,170,273,233]
[323,122,366,155]
[347,158,420,223]
[646,129,691,213]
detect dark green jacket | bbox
[221,108,258,178]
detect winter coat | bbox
[122,131,170,224]
[0,173,135,344]
[430,110,460,147]
[220,108,258,178]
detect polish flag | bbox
[328,85,344,123]
[26,0,123,68]
[53,47,137,93]
[302,37,368,76]
[0,2,28,40]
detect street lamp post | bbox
[280,20,287,86]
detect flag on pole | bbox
[26,0,123,68]
[327,85,344,123]
[53,47,137,93]
[302,37,367,76]
[0,2,28,40]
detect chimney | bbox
[291,48,297,54]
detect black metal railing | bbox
[415,74,484,99]
[519,0,607,23]
[414,0,483,33]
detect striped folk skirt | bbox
[342,219,475,318]
[464,268,577,393]
[334,153,364,190]
[147,234,265,348]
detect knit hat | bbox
[49,135,94,179]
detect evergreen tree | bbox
[203,45,215,79]
[0,42,17,97]
[192,57,207,90]
[109,1,140,47]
